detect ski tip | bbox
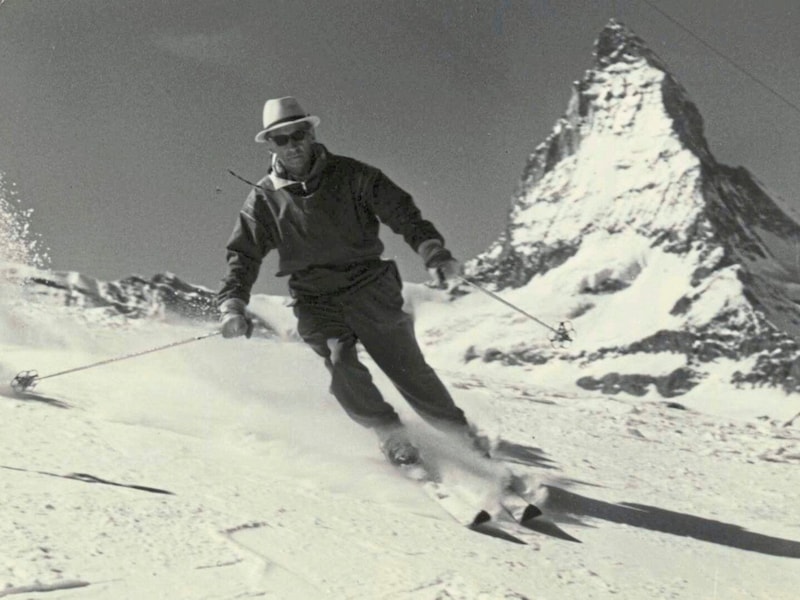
[469,511,527,545]
[471,510,492,527]
[521,504,544,522]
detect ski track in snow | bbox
[2,296,800,599]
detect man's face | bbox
[266,123,314,176]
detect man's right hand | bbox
[219,298,254,339]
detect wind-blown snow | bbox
[0,172,48,270]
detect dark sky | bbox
[1,0,798,295]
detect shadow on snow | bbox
[494,439,559,470]
[545,485,800,559]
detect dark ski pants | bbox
[292,262,468,433]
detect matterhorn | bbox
[451,20,800,399]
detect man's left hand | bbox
[419,239,462,287]
[430,257,462,286]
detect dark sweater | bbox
[218,144,443,303]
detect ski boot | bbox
[378,427,421,467]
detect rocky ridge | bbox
[2,265,274,332]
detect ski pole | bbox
[10,331,222,394]
[455,276,575,347]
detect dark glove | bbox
[219,298,254,339]
[430,256,461,284]
[418,239,462,285]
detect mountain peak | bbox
[594,19,652,66]
[462,20,800,398]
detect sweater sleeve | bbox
[217,192,276,306]
[368,170,444,252]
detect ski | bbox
[398,462,528,545]
[393,451,579,544]
[420,477,528,545]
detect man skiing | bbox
[217,96,487,466]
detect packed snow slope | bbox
[464,20,800,400]
[2,263,800,599]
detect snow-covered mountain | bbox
[461,20,800,398]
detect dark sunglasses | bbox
[269,129,310,146]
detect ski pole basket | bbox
[549,321,576,349]
[11,370,40,394]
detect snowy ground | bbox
[2,284,800,599]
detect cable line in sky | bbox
[636,0,800,119]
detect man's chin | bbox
[282,155,311,176]
[286,154,307,166]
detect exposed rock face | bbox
[463,20,800,396]
[18,270,220,322]
[1,265,281,337]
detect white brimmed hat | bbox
[254,97,321,143]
